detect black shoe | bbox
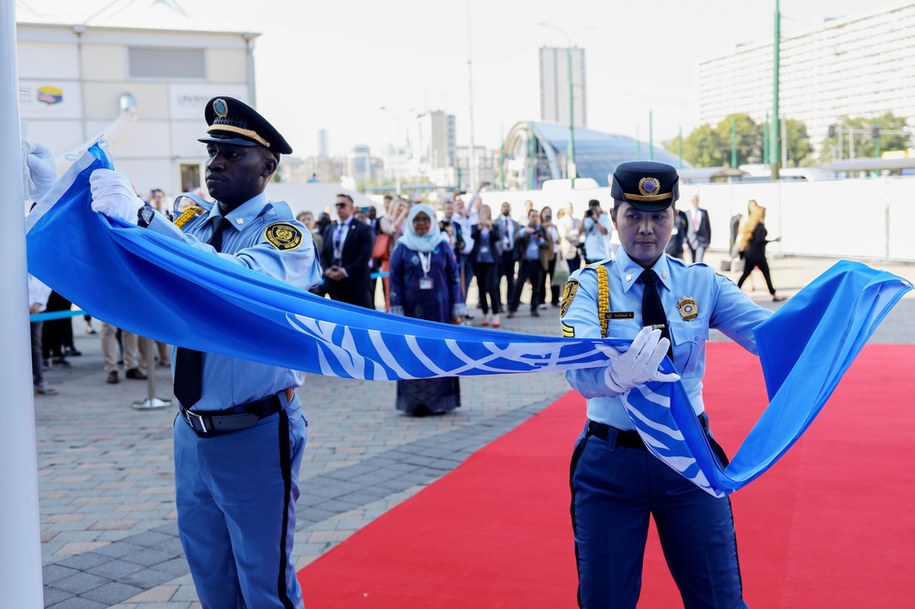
[507,311,516,319]
[772,295,786,302]
[64,347,82,357]
[125,368,148,380]
[106,371,119,384]
[34,384,58,396]
[52,358,72,368]
[531,310,540,317]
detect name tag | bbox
[607,311,635,320]
[419,277,434,290]
[480,246,489,255]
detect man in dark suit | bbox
[321,193,373,308]
[686,193,712,263]
[497,201,521,310]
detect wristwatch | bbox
[137,204,156,228]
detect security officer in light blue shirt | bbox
[562,161,771,609]
[89,96,321,609]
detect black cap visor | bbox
[198,133,260,148]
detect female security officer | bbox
[561,161,772,609]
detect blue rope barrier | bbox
[30,309,87,322]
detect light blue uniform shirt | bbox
[147,192,323,411]
[563,249,771,430]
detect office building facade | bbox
[698,1,915,158]
[539,46,587,128]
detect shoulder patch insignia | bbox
[560,279,579,318]
[173,206,203,229]
[264,222,303,251]
[561,322,575,338]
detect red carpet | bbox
[298,344,915,608]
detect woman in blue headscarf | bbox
[389,203,467,415]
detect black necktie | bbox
[173,217,232,408]
[639,269,673,361]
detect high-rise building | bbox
[346,145,372,182]
[697,1,915,157]
[318,129,328,159]
[539,46,587,128]
[406,110,456,170]
[403,110,456,186]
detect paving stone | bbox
[52,571,109,595]
[42,586,72,606]
[47,596,108,609]
[86,559,145,579]
[120,547,177,568]
[81,581,146,604]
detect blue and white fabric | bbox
[25,144,912,496]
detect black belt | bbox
[586,418,730,466]
[180,394,283,435]
[587,420,646,449]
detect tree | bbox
[681,124,724,167]
[713,113,762,166]
[676,113,763,167]
[783,118,813,167]
[819,112,911,163]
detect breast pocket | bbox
[668,319,709,377]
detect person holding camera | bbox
[507,208,548,318]
[582,198,612,264]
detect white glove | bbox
[90,168,144,224]
[24,141,57,201]
[598,326,680,394]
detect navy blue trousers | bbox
[174,394,306,609]
[570,423,748,609]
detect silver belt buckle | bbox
[184,409,208,433]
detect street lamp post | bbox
[770,0,781,179]
[537,22,580,185]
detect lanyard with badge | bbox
[418,251,434,290]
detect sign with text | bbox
[19,80,82,119]
[169,84,249,120]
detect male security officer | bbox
[561,161,771,609]
[88,97,321,609]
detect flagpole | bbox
[0,3,45,607]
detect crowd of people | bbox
[289,186,621,328]
[31,181,787,398]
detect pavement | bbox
[34,252,915,608]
